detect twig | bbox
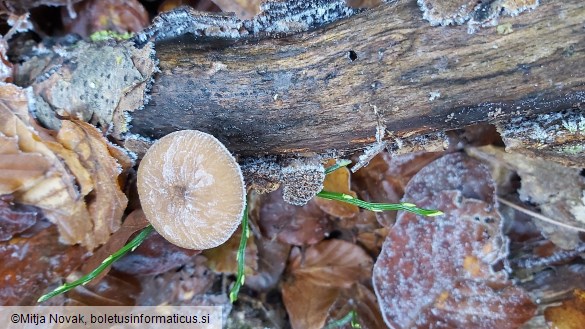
[498,197,585,233]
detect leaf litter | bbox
[0,1,583,328]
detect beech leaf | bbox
[373,153,536,329]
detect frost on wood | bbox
[245,0,361,34]
[281,159,325,206]
[417,0,539,31]
[136,8,244,44]
[372,153,536,328]
[135,0,361,45]
[496,109,585,167]
[18,40,156,140]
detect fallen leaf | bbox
[283,239,373,329]
[211,0,262,19]
[0,83,95,248]
[56,120,129,246]
[1,221,87,305]
[62,0,149,39]
[544,289,585,329]
[0,135,51,195]
[113,231,200,276]
[282,279,340,329]
[204,225,258,275]
[136,255,219,305]
[373,153,536,329]
[66,271,141,306]
[0,195,40,241]
[258,188,332,245]
[328,283,386,329]
[245,235,291,292]
[315,159,359,219]
[0,0,83,15]
[289,239,372,288]
[80,209,148,283]
[468,145,585,249]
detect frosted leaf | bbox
[372,153,536,328]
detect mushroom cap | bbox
[137,130,246,250]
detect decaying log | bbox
[15,0,585,164]
[130,0,585,159]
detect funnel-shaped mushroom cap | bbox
[137,130,246,250]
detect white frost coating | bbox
[137,130,246,250]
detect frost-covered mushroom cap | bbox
[137,130,246,250]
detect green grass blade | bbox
[229,202,249,303]
[37,225,155,303]
[323,310,361,329]
[316,190,443,217]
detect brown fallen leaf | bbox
[204,224,258,275]
[211,0,262,19]
[314,159,359,219]
[66,271,141,306]
[79,209,147,283]
[0,195,40,241]
[62,0,149,38]
[1,221,87,305]
[282,239,373,329]
[373,153,536,329]
[544,289,585,329]
[0,83,95,248]
[468,145,585,250]
[328,283,386,329]
[56,120,129,246]
[258,188,332,245]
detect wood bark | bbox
[128,0,585,158]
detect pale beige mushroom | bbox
[137,130,246,250]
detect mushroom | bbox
[137,130,246,250]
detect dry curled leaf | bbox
[373,153,536,329]
[0,83,95,248]
[0,84,129,249]
[282,239,373,329]
[544,289,585,329]
[62,0,149,38]
[56,120,130,247]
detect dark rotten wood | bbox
[132,0,585,157]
